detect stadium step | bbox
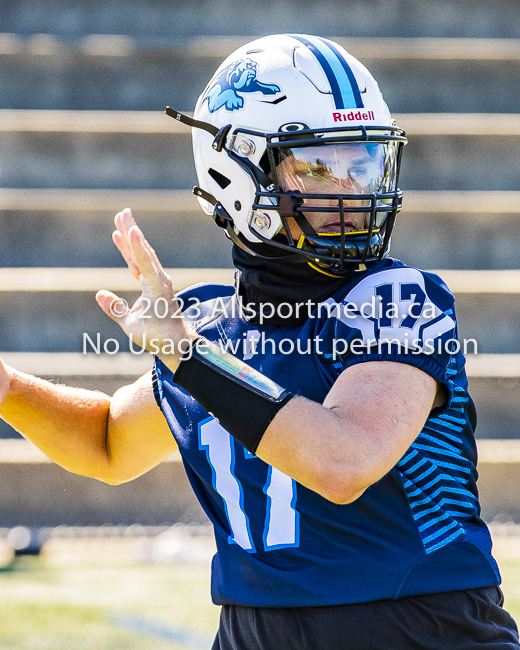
[4,34,520,60]
[3,350,520,377]
[0,353,519,443]
[1,111,519,190]
[0,435,516,526]
[3,110,519,134]
[391,192,520,271]
[0,36,520,112]
[0,188,233,269]
[0,188,516,270]
[1,266,519,293]
[2,1,520,40]
[0,269,517,355]
[0,111,194,190]
[0,436,205,526]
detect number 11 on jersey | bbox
[199,417,300,553]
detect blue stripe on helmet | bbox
[321,38,364,108]
[289,35,364,110]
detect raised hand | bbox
[95,208,195,363]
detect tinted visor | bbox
[275,142,399,196]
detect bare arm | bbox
[0,208,187,485]
[0,360,177,485]
[256,360,445,504]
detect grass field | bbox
[0,538,518,649]
[0,557,219,649]
[500,559,520,622]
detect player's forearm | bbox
[255,397,371,503]
[257,362,438,504]
[0,366,113,479]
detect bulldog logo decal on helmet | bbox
[204,58,281,112]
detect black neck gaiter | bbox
[232,245,357,326]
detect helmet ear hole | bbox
[208,168,231,189]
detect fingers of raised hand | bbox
[113,208,140,276]
[95,290,129,324]
[128,226,172,290]
[114,208,140,254]
[113,207,173,299]
[113,208,163,284]
[112,230,140,280]
[114,208,137,242]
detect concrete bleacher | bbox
[2,0,520,39]
[2,111,520,190]
[0,437,517,526]
[0,269,519,444]
[1,36,520,112]
[0,188,518,270]
[0,269,519,354]
[0,5,519,524]
[0,350,518,443]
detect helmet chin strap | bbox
[193,185,217,206]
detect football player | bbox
[0,34,518,649]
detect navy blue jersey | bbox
[153,258,500,607]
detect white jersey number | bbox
[199,418,299,553]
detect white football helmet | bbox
[168,34,407,276]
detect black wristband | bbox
[173,337,294,454]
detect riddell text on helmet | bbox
[332,111,375,122]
